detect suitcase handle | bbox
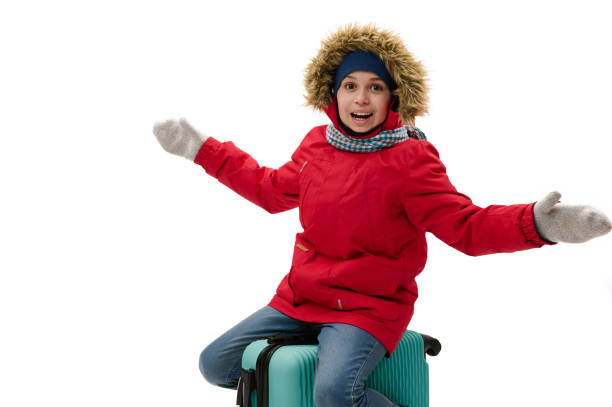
[266,333,319,345]
[420,333,442,357]
[267,332,439,356]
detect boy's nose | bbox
[355,89,369,104]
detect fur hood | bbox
[304,23,429,125]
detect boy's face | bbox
[336,70,392,133]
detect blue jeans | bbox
[199,305,404,407]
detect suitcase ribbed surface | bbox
[270,345,318,407]
[365,330,429,407]
[241,330,430,407]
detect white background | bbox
[1,0,611,406]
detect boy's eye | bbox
[342,82,384,91]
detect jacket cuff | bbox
[521,202,557,246]
[193,136,221,174]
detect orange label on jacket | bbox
[296,243,309,252]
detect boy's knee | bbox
[198,345,236,388]
[198,346,217,383]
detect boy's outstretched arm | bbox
[152,117,300,214]
[401,142,611,255]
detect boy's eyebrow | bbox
[345,74,384,82]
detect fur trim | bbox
[304,23,429,125]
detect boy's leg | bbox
[198,305,312,389]
[314,323,403,407]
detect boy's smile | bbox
[336,70,392,134]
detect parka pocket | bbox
[329,255,403,322]
[287,235,403,322]
[288,235,334,306]
[329,254,403,297]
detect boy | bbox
[153,23,610,407]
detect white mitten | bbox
[533,191,612,243]
[153,118,209,161]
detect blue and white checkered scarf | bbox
[326,124,426,153]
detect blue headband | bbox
[333,50,396,96]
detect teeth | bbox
[352,113,372,118]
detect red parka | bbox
[194,101,553,356]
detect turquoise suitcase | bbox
[236,330,441,407]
